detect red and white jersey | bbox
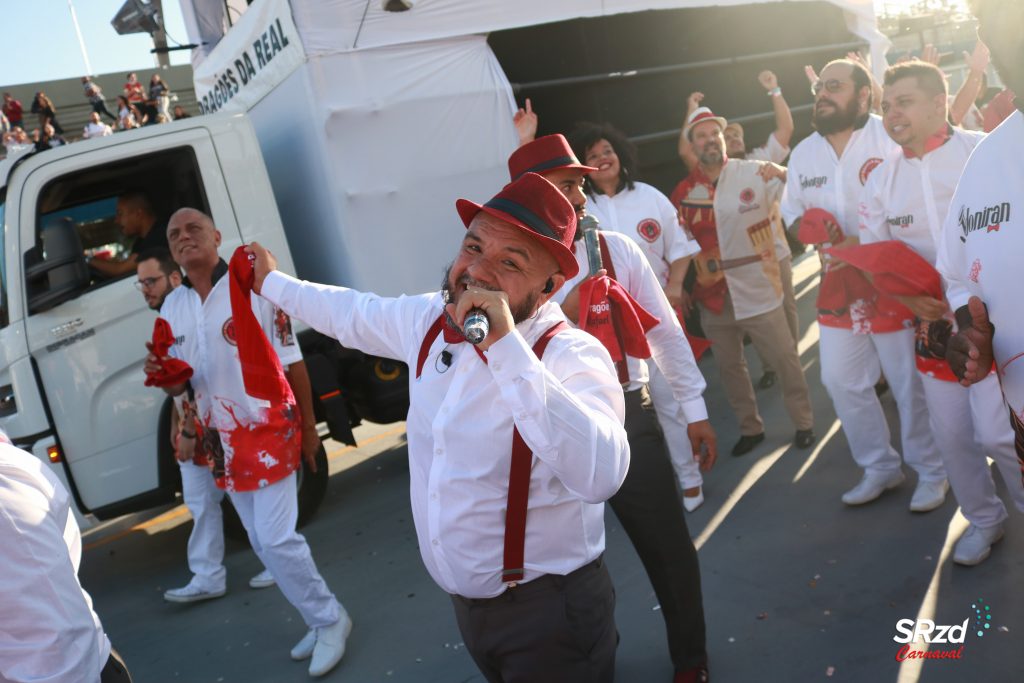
[555,230,708,423]
[938,110,1024,417]
[859,127,984,264]
[586,181,700,287]
[781,114,898,238]
[745,131,790,164]
[161,261,303,492]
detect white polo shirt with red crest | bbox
[159,260,303,492]
[586,181,700,287]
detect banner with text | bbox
[193,0,304,115]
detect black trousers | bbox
[609,386,708,673]
[91,100,118,123]
[451,555,617,683]
[100,648,132,682]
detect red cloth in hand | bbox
[578,275,660,363]
[229,246,294,403]
[824,240,943,299]
[144,317,193,387]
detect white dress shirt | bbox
[556,231,708,423]
[586,181,701,286]
[260,271,630,599]
[1,439,110,683]
[937,110,1024,418]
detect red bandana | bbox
[144,318,193,387]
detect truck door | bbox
[17,130,242,518]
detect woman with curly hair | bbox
[30,92,63,135]
[569,122,708,511]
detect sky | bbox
[0,0,190,87]
[0,0,972,88]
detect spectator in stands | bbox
[2,93,23,130]
[82,76,119,124]
[116,96,140,130]
[0,110,8,136]
[34,123,66,152]
[172,105,191,120]
[30,92,63,135]
[123,72,145,108]
[148,74,171,123]
[3,127,33,157]
[83,112,113,139]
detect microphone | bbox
[579,214,604,276]
[463,309,489,345]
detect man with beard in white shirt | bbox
[940,0,1024,558]
[249,173,630,683]
[781,58,946,510]
[860,60,1024,565]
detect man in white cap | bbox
[673,106,816,457]
[781,58,945,510]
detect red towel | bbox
[824,241,943,300]
[578,275,660,363]
[229,246,294,403]
[144,317,193,387]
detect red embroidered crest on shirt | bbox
[221,318,237,346]
[859,157,883,185]
[968,258,982,283]
[636,218,662,242]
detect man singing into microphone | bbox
[248,173,629,682]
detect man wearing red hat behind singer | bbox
[673,106,816,457]
[508,133,715,683]
[860,60,1023,565]
[780,58,944,509]
[249,173,630,682]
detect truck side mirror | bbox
[25,217,91,314]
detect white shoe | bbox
[683,489,704,513]
[163,582,226,604]
[953,523,1005,566]
[249,569,276,589]
[309,613,353,677]
[841,470,905,506]
[291,628,317,661]
[909,479,949,513]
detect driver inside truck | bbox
[89,189,168,279]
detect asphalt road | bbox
[80,253,1024,682]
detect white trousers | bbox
[179,461,227,592]
[818,326,945,482]
[920,373,1024,528]
[648,363,702,490]
[228,473,343,629]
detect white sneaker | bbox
[309,613,353,677]
[841,470,905,506]
[953,523,1005,566]
[909,479,949,513]
[249,569,276,589]
[683,489,705,513]
[163,582,227,604]
[291,628,317,661]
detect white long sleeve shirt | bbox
[859,127,984,264]
[781,115,898,238]
[260,271,630,599]
[1,440,110,683]
[555,230,709,423]
[937,110,1024,418]
[586,181,701,287]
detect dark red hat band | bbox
[484,197,559,241]
[513,154,581,180]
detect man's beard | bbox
[440,263,539,328]
[812,97,861,135]
[698,143,724,167]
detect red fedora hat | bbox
[508,134,598,181]
[456,172,580,278]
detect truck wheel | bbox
[221,443,329,541]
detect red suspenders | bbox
[415,314,568,587]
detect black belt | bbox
[453,554,605,606]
